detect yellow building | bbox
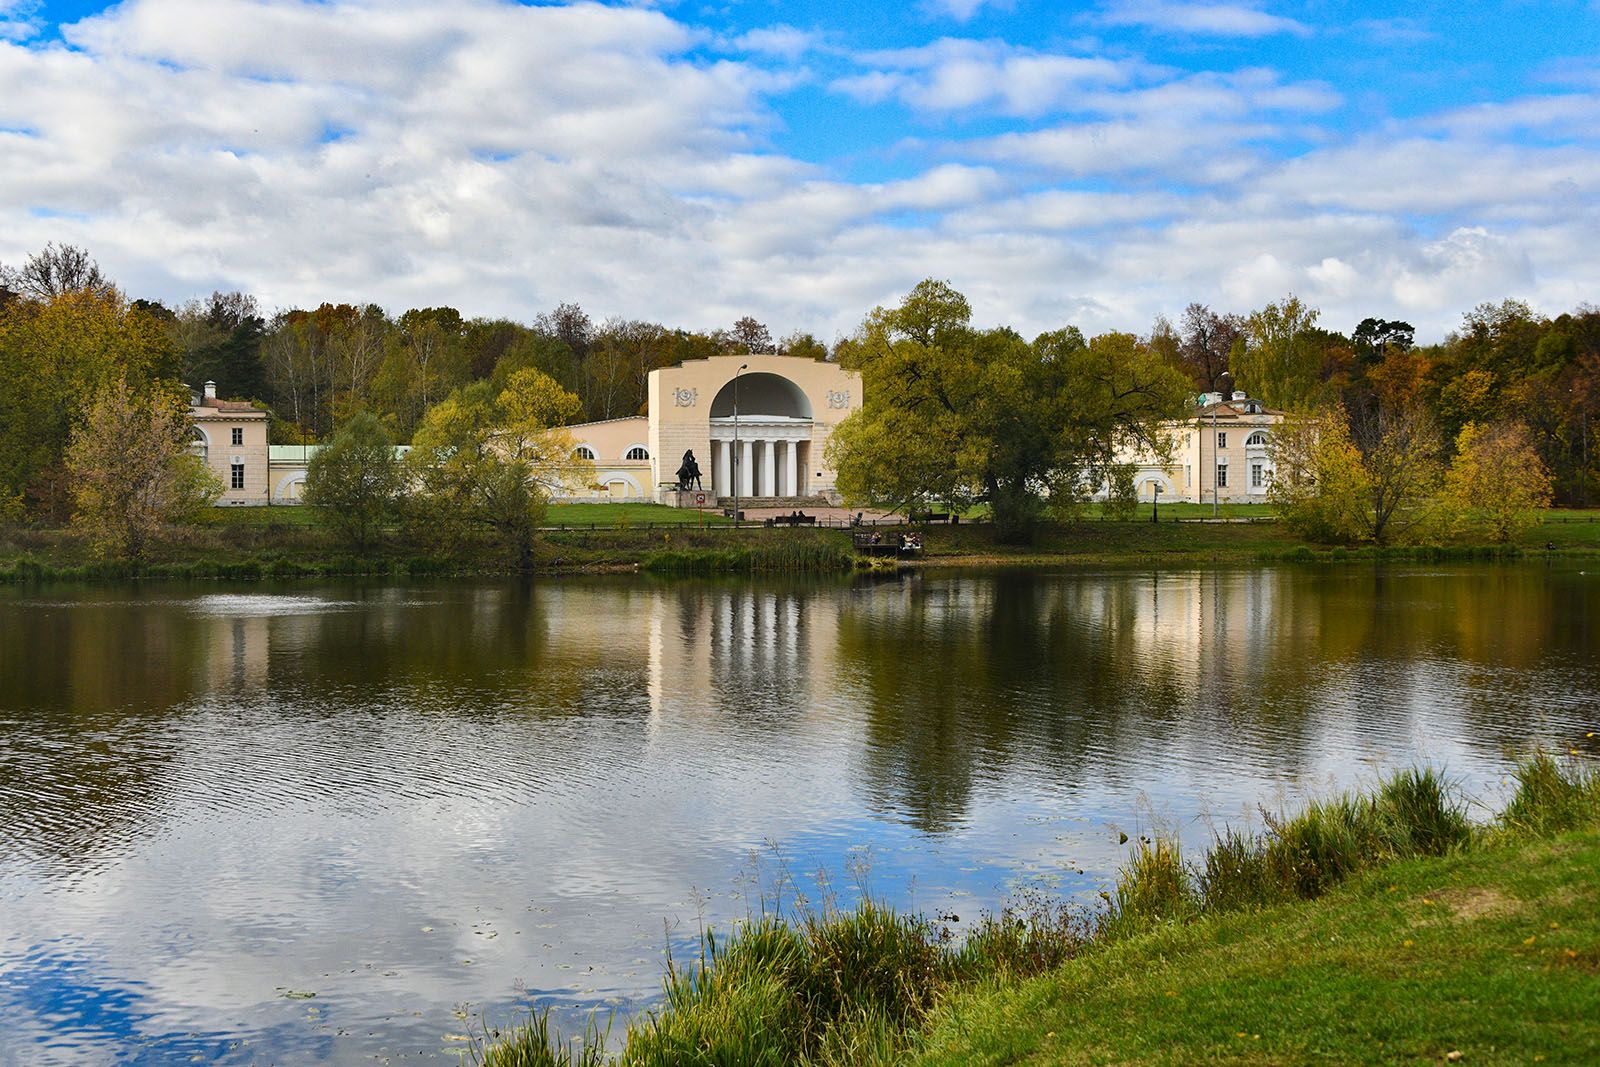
[565,354,863,505]
[189,382,271,506]
[1108,389,1286,505]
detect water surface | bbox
[1,566,1596,1064]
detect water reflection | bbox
[0,566,1596,1065]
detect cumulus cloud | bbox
[1096,0,1312,38]
[0,0,1595,345]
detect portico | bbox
[711,418,812,499]
[641,354,862,505]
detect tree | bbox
[1445,422,1552,543]
[827,280,1189,542]
[730,316,775,354]
[779,330,829,361]
[64,380,221,560]
[1235,295,1326,410]
[303,411,403,550]
[1177,303,1244,393]
[1269,404,1448,544]
[406,368,586,568]
[0,243,116,302]
[0,286,176,513]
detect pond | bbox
[1,565,1596,1064]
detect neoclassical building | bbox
[563,354,863,504]
[1105,389,1285,504]
[189,381,272,505]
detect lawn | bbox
[912,832,1600,1066]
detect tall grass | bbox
[1499,752,1600,836]
[478,759,1595,1066]
[641,537,853,576]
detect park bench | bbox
[765,513,817,527]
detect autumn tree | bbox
[1270,404,1448,544]
[303,411,404,551]
[0,286,176,513]
[64,380,221,559]
[1178,303,1244,393]
[730,316,775,354]
[0,243,116,302]
[406,368,586,568]
[1445,422,1552,543]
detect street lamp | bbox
[1151,482,1162,523]
[732,363,748,525]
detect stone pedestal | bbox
[659,485,714,509]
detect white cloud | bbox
[0,0,1595,348]
[920,0,1002,22]
[834,38,1134,117]
[731,24,819,60]
[1096,1,1312,38]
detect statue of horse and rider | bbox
[675,450,703,492]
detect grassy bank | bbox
[5,506,1600,582]
[474,756,1600,1066]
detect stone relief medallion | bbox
[673,387,698,407]
[826,389,851,409]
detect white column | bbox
[761,438,776,497]
[783,439,798,498]
[739,439,754,497]
[715,439,731,498]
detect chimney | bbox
[203,381,217,400]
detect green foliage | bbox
[1235,294,1327,411]
[406,368,585,569]
[303,411,403,551]
[828,281,1188,544]
[1102,463,1139,522]
[641,535,853,575]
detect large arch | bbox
[709,372,812,419]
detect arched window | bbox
[625,446,650,461]
[1246,431,1269,447]
[573,445,596,461]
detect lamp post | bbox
[1151,482,1162,523]
[732,363,748,526]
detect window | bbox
[1217,432,1227,450]
[625,446,650,461]
[1216,463,1228,488]
[1246,431,1268,447]
[230,462,245,489]
[574,446,596,461]
[231,427,243,447]
[1251,463,1264,488]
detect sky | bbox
[1,1,1597,343]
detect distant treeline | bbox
[3,242,1599,516]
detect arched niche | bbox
[709,372,812,419]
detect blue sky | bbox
[1,0,1597,341]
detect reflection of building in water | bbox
[642,584,840,733]
[199,612,272,692]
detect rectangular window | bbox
[1251,463,1263,488]
[231,427,243,446]
[1217,432,1227,450]
[230,462,245,490]
[1216,463,1228,488]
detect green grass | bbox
[476,758,1600,1066]
[545,503,732,527]
[913,834,1600,1066]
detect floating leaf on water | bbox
[282,990,317,1000]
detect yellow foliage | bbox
[1445,421,1552,543]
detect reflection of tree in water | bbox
[0,589,209,870]
[833,567,1600,834]
[835,573,1195,833]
